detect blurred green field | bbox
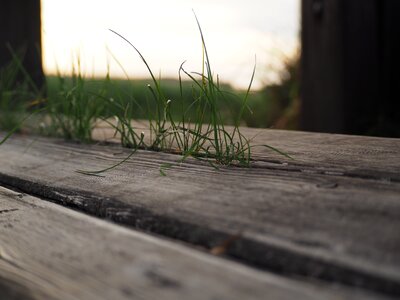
[46,76,242,125]
[1,47,299,135]
[45,51,299,130]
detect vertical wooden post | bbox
[379,0,400,137]
[0,0,44,89]
[301,0,400,137]
[301,0,346,133]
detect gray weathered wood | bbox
[0,131,400,297]
[1,186,381,300]
[240,127,400,180]
[93,122,400,180]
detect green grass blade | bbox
[76,148,137,176]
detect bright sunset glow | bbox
[41,0,299,90]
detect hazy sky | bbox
[41,0,300,89]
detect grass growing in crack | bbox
[176,13,255,166]
[1,14,291,175]
[87,14,256,175]
[44,59,110,142]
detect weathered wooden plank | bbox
[0,186,381,300]
[92,122,400,180]
[239,127,400,181]
[0,132,400,297]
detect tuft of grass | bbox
[44,58,110,142]
[95,13,256,173]
[1,14,291,176]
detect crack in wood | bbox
[252,160,400,183]
[0,208,18,214]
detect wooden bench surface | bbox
[0,129,399,298]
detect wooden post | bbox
[0,0,44,89]
[301,0,400,137]
[379,0,400,137]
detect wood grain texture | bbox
[93,121,400,181]
[240,127,400,181]
[0,131,399,297]
[0,186,381,300]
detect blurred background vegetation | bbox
[243,52,300,129]
[1,49,301,133]
[1,0,302,136]
[46,50,300,129]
